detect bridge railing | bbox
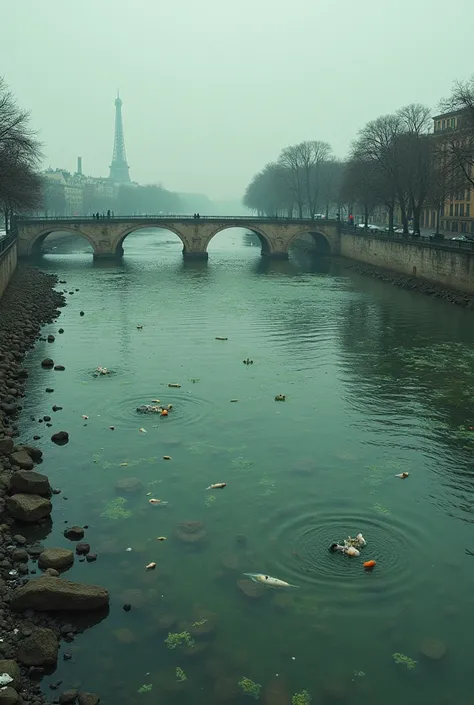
[340,225,474,253]
[15,214,337,223]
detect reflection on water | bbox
[20,229,474,705]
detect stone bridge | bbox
[15,216,341,260]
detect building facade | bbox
[421,109,474,234]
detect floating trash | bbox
[145,562,156,570]
[243,573,299,588]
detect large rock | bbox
[17,627,59,666]
[0,687,19,705]
[0,438,14,455]
[6,494,52,522]
[20,445,43,463]
[10,470,51,496]
[38,548,74,571]
[9,451,34,471]
[10,577,109,612]
[0,660,20,689]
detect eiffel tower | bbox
[109,92,131,183]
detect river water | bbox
[20,229,474,705]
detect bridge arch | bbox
[204,224,272,254]
[27,227,96,255]
[285,228,333,255]
[111,223,188,256]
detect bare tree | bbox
[0,77,42,228]
[243,163,294,217]
[278,141,332,218]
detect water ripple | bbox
[261,499,429,606]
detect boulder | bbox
[10,577,109,612]
[76,543,90,556]
[78,694,100,705]
[17,627,59,666]
[0,438,14,455]
[0,660,20,688]
[9,451,34,471]
[44,568,60,577]
[20,445,43,462]
[10,470,51,496]
[6,494,52,522]
[41,359,54,368]
[38,548,74,571]
[59,691,79,704]
[51,431,69,445]
[0,687,19,705]
[64,526,85,541]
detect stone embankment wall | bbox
[340,233,474,294]
[0,241,18,298]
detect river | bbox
[21,228,474,705]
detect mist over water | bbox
[21,230,474,705]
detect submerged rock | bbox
[10,576,109,611]
[114,477,144,494]
[237,578,264,599]
[420,637,447,660]
[174,521,207,545]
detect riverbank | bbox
[0,266,104,705]
[336,257,474,307]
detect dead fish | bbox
[243,572,299,588]
[395,472,409,479]
[156,536,167,542]
[149,498,168,506]
[206,483,227,490]
[145,562,156,570]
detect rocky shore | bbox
[337,258,474,308]
[0,266,106,705]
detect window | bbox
[441,204,445,216]
[450,204,454,216]
[442,120,446,129]
[460,204,464,216]
[455,204,459,216]
[462,222,468,233]
[467,204,470,217]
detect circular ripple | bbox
[263,499,430,604]
[94,389,213,428]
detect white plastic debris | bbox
[0,674,13,686]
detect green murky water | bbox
[20,229,474,705]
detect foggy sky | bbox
[1,0,473,201]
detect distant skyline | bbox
[1,0,474,200]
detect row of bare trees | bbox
[244,78,474,235]
[244,141,344,219]
[0,78,43,231]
